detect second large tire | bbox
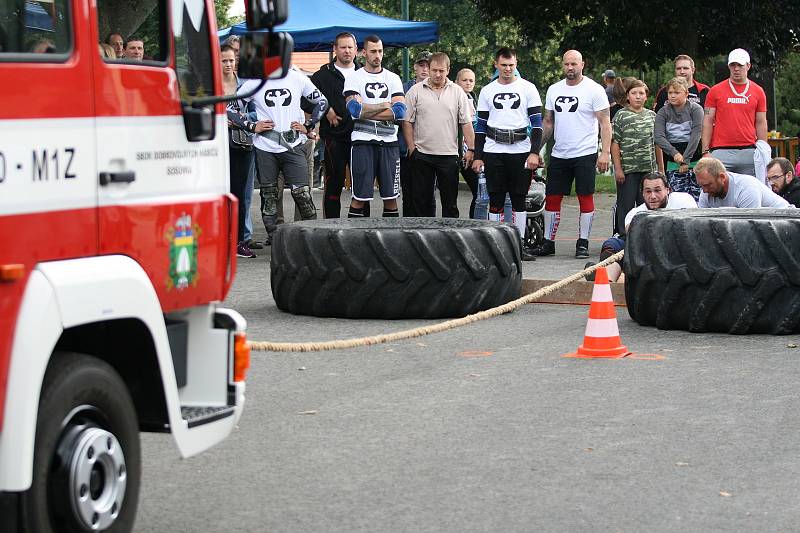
[270,218,522,319]
[624,208,800,334]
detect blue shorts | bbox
[350,143,400,201]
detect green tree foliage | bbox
[776,52,800,137]
[214,0,242,30]
[476,0,799,71]
[347,0,568,91]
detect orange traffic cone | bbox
[563,266,630,359]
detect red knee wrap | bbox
[544,194,563,212]
[577,194,594,213]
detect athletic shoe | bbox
[247,239,264,250]
[583,261,596,282]
[575,238,589,259]
[531,239,555,256]
[521,246,537,261]
[236,241,256,258]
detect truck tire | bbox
[270,218,522,319]
[19,352,140,533]
[624,208,800,334]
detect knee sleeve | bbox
[290,185,317,220]
[578,194,594,213]
[544,194,563,212]
[260,186,279,217]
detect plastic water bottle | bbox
[474,167,489,220]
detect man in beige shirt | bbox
[402,53,475,217]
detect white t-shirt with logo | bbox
[239,69,322,153]
[624,191,697,228]
[476,78,542,154]
[343,67,404,143]
[698,172,792,208]
[545,77,609,158]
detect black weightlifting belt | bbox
[486,126,528,144]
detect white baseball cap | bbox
[728,48,750,65]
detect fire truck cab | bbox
[0,0,288,530]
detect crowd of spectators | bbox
[220,35,799,266]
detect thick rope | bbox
[248,250,625,353]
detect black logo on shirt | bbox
[364,82,389,99]
[307,90,321,101]
[492,93,521,110]
[554,96,579,112]
[264,88,292,107]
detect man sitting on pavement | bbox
[694,157,791,208]
[766,157,800,207]
[585,172,696,282]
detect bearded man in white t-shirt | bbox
[533,49,612,259]
[343,35,406,218]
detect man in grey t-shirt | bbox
[695,157,791,208]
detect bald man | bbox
[533,50,611,259]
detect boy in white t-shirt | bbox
[534,50,612,259]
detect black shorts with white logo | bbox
[546,153,597,195]
[350,142,401,201]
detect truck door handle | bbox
[99,171,136,186]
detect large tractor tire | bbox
[270,218,522,319]
[624,208,800,334]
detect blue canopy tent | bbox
[218,0,438,51]
[25,1,55,32]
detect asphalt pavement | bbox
[134,187,800,532]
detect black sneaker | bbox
[583,261,596,282]
[521,246,537,261]
[531,239,555,256]
[247,239,264,250]
[575,238,589,259]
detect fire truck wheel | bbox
[20,352,140,533]
[270,218,522,318]
[624,208,800,334]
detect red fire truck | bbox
[0,0,289,530]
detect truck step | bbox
[181,405,234,428]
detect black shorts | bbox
[351,142,400,201]
[546,153,597,195]
[483,152,532,195]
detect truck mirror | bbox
[182,105,215,141]
[236,32,293,80]
[246,0,288,30]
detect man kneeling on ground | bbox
[585,172,696,282]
